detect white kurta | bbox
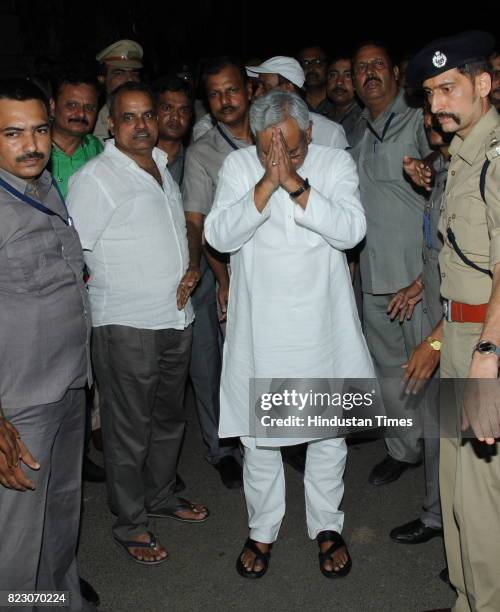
[204,144,375,444]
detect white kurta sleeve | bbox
[204,153,270,253]
[329,122,349,149]
[294,150,366,250]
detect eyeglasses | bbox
[300,59,326,67]
[353,59,388,75]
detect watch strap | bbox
[289,178,310,199]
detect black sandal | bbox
[317,530,352,578]
[113,531,168,565]
[236,538,272,579]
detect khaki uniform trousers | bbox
[440,320,500,612]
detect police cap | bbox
[96,39,143,70]
[406,30,495,88]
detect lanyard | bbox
[423,207,433,250]
[216,124,239,151]
[367,112,395,152]
[0,175,73,227]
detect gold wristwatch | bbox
[425,336,442,351]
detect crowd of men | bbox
[0,29,499,611]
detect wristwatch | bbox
[289,178,310,199]
[473,340,500,357]
[425,336,442,351]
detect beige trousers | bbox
[440,321,500,612]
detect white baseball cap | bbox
[246,56,305,89]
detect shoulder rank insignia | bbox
[486,135,500,161]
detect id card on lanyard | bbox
[0,175,73,227]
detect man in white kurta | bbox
[204,91,374,579]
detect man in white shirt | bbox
[68,82,209,565]
[205,91,374,579]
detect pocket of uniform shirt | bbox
[371,142,418,183]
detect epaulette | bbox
[486,132,500,161]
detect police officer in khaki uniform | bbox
[408,30,500,612]
[94,39,143,142]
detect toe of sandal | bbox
[317,530,352,578]
[236,538,271,579]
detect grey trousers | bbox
[190,261,236,464]
[420,312,442,529]
[0,389,91,612]
[420,377,442,528]
[363,292,423,463]
[92,324,192,542]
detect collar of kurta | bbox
[0,166,52,198]
[448,106,500,165]
[103,139,168,169]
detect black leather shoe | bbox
[82,457,106,483]
[80,577,100,607]
[390,519,443,544]
[174,473,186,493]
[214,456,242,489]
[368,454,419,486]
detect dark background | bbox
[0,0,498,80]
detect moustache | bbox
[220,105,237,114]
[436,111,461,125]
[166,121,182,131]
[332,86,348,94]
[363,75,382,86]
[68,117,89,126]
[16,151,45,162]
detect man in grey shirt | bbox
[386,110,451,545]
[0,79,92,609]
[182,56,254,489]
[351,42,432,486]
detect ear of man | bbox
[476,72,492,98]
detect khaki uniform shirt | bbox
[93,103,110,143]
[351,90,431,294]
[438,107,500,304]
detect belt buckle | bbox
[443,299,453,322]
